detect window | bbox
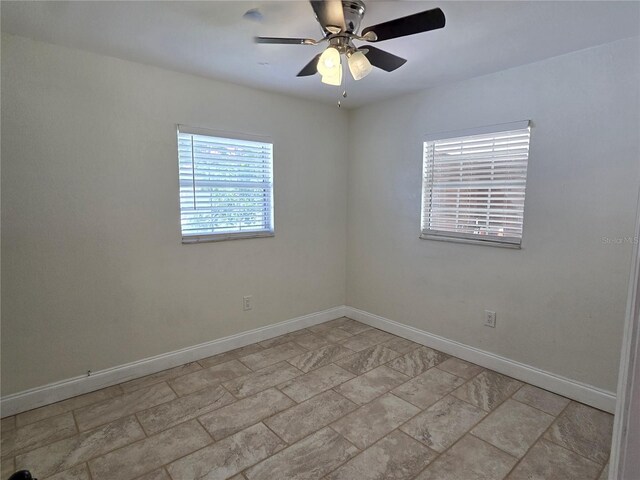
[421,121,531,248]
[177,126,274,243]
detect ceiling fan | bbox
[255,0,445,86]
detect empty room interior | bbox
[2,1,640,479]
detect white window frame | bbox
[421,120,531,249]
[177,125,274,244]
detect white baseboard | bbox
[0,306,347,417]
[2,304,617,416]
[345,306,617,413]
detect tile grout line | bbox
[164,380,181,399]
[403,367,528,479]
[401,378,503,478]
[542,417,611,467]
[84,461,95,480]
[259,420,291,447]
[245,385,361,446]
[508,366,611,470]
[500,400,574,479]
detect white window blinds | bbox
[177,126,274,243]
[421,121,531,247]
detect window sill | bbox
[420,233,521,249]
[182,231,275,244]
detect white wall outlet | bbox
[243,295,253,311]
[484,310,496,328]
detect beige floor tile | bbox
[88,420,210,480]
[392,368,466,409]
[387,347,449,377]
[264,390,358,443]
[286,327,314,337]
[507,439,602,480]
[362,329,396,342]
[244,427,359,480]
[401,395,487,452]
[512,384,570,416]
[167,423,285,480]
[1,412,77,458]
[136,385,235,435]
[544,401,613,464]
[278,364,355,403]
[316,328,353,343]
[135,469,170,480]
[451,370,523,411]
[258,330,309,349]
[47,463,91,480]
[239,342,306,370]
[198,344,264,369]
[436,357,484,380]
[120,363,201,394]
[15,416,145,479]
[223,361,302,398]
[334,365,409,405]
[337,321,372,336]
[1,457,15,479]
[16,386,123,427]
[325,430,437,480]
[198,388,294,440]
[1,416,16,433]
[259,334,298,349]
[382,337,422,355]
[74,383,176,431]
[287,344,354,373]
[168,360,250,396]
[336,345,400,375]
[293,333,333,351]
[415,434,517,480]
[471,399,555,457]
[340,330,394,352]
[331,393,420,449]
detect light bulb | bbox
[348,50,372,81]
[317,47,341,77]
[321,63,342,86]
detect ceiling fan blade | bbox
[361,8,445,42]
[297,54,321,77]
[255,37,317,45]
[362,46,407,72]
[310,0,346,33]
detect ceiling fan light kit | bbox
[255,0,446,92]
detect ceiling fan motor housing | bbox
[342,0,366,34]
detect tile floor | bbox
[0,317,614,480]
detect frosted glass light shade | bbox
[321,64,342,85]
[317,47,341,76]
[348,51,372,80]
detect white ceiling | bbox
[2,1,639,108]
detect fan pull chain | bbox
[338,55,347,108]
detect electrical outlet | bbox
[243,295,253,311]
[484,310,496,328]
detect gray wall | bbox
[1,34,349,394]
[346,38,640,392]
[3,33,639,398]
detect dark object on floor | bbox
[8,471,36,480]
